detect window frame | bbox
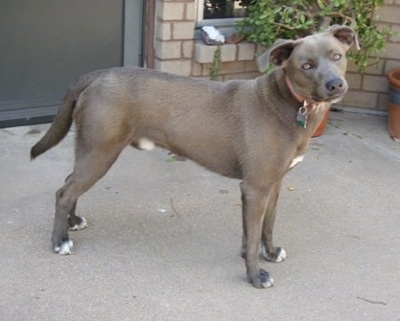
[196,0,246,28]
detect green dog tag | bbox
[296,106,308,128]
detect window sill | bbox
[194,40,257,64]
[196,17,245,28]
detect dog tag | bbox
[296,105,308,128]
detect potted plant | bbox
[237,0,393,136]
[387,67,400,142]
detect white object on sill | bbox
[201,26,225,45]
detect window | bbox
[197,0,249,27]
[204,0,248,19]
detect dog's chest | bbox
[289,155,304,169]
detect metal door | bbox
[0,0,142,127]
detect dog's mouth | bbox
[295,89,347,105]
[285,75,347,106]
[309,93,346,104]
[309,95,343,104]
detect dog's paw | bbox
[262,246,287,263]
[54,240,74,255]
[248,268,274,289]
[68,216,88,231]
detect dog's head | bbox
[258,25,359,104]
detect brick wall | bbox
[153,0,400,111]
[342,0,400,111]
[192,41,261,80]
[154,0,259,80]
[154,0,196,75]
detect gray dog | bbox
[31,25,357,288]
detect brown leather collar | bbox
[284,72,335,111]
[284,73,315,109]
[284,74,302,103]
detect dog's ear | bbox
[257,39,297,72]
[327,25,360,50]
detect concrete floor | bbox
[0,111,399,321]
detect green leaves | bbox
[209,46,222,81]
[236,0,394,72]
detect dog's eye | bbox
[333,53,342,61]
[301,63,312,70]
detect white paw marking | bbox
[275,248,287,263]
[54,240,73,255]
[264,276,274,288]
[289,155,304,169]
[138,138,155,151]
[261,247,287,263]
[69,217,88,231]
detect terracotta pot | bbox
[387,67,400,142]
[312,108,330,137]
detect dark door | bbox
[0,0,142,127]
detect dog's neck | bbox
[283,72,332,112]
[283,73,318,110]
[281,70,330,129]
[284,74,305,104]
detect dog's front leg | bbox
[240,181,274,288]
[261,180,287,263]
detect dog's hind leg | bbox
[68,201,88,231]
[261,180,287,263]
[52,143,126,255]
[60,173,88,231]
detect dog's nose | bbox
[326,79,344,94]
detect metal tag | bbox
[296,105,308,128]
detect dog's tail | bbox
[30,73,96,160]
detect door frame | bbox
[124,0,144,67]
